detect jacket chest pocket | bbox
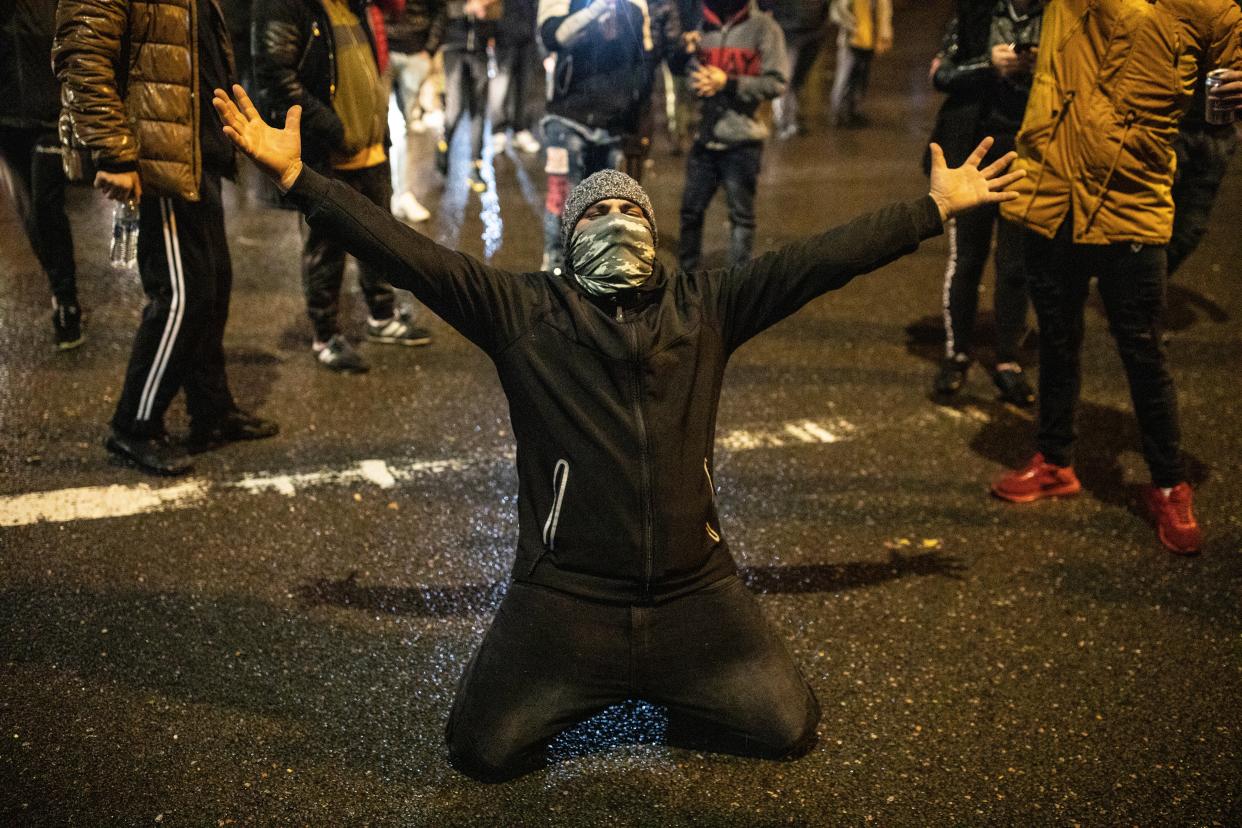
[542,459,570,550]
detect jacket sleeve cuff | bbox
[914,195,945,239]
[285,164,330,212]
[724,77,739,96]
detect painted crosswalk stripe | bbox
[0,418,852,529]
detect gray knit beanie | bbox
[561,169,658,252]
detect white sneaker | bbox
[391,191,431,224]
[421,109,444,132]
[491,132,509,154]
[512,129,541,154]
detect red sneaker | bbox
[991,453,1082,503]
[1142,482,1202,555]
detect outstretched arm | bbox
[212,85,539,353]
[717,137,1025,350]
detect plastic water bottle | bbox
[109,199,140,270]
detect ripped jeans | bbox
[541,115,624,272]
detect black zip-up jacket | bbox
[287,165,943,603]
[385,0,446,54]
[252,0,380,167]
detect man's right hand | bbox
[212,84,303,191]
[94,170,142,202]
[991,43,1019,77]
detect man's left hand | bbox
[691,65,728,97]
[927,137,1025,222]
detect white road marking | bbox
[0,481,210,528]
[0,418,851,529]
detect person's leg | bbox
[446,582,629,782]
[850,47,874,114]
[111,193,214,438]
[1026,225,1090,469]
[29,132,77,307]
[345,163,399,324]
[1094,243,1183,487]
[941,204,996,362]
[1167,127,1238,278]
[466,51,490,167]
[301,187,349,345]
[721,143,761,268]
[542,119,587,272]
[643,575,820,760]
[678,144,722,272]
[829,30,854,122]
[182,173,238,428]
[992,216,1031,366]
[440,49,467,175]
[486,43,517,139]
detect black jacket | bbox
[252,0,380,166]
[925,1,1042,171]
[288,165,944,602]
[539,0,652,133]
[385,0,446,54]
[0,0,62,129]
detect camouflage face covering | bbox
[569,213,657,296]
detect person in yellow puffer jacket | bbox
[990,0,1242,556]
[828,0,892,127]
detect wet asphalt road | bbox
[3,2,1242,824]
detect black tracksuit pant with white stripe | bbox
[112,172,236,438]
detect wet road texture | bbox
[3,3,1242,825]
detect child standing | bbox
[828,0,891,128]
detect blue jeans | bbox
[541,115,624,271]
[678,142,762,272]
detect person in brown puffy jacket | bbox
[990,0,1242,556]
[53,0,279,476]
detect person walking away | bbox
[991,0,1242,555]
[620,0,686,182]
[536,0,654,272]
[53,0,278,475]
[253,0,433,373]
[386,0,447,222]
[827,0,890,128]
[488,0,543,154]
[926,0,1043,406]
[1,0,82,349]
[437,0,500,192]
[771,0,827,138]
[677,0,787,272]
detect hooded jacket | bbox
[286,164,944,602]
[52,0,238,199]
[1000,0,1242,245]
[693,0,788,146]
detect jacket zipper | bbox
[1082,109,1136,233]
[622,316,655,597]
[189,0,201,198]
[704,459,721,543]
[1020,90,1075,224]
[542,459,570,549]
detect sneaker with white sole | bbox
[491,132,509,154]
[512,129,541,154]
[392,191,431,224]
[367,309,432,346]
[314,334,369,373]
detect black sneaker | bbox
[314,334,369,373]
[367,308,432,346]
[993,367,1036,407]
[187,410,280,454]
[105,430,193,476]
[52,302,84,351]
[933,356,970,397]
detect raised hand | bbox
[927,137,1025,222]
[212,84,303,190]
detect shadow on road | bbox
[293,549,968,618]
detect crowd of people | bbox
[2,0,1241,780]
